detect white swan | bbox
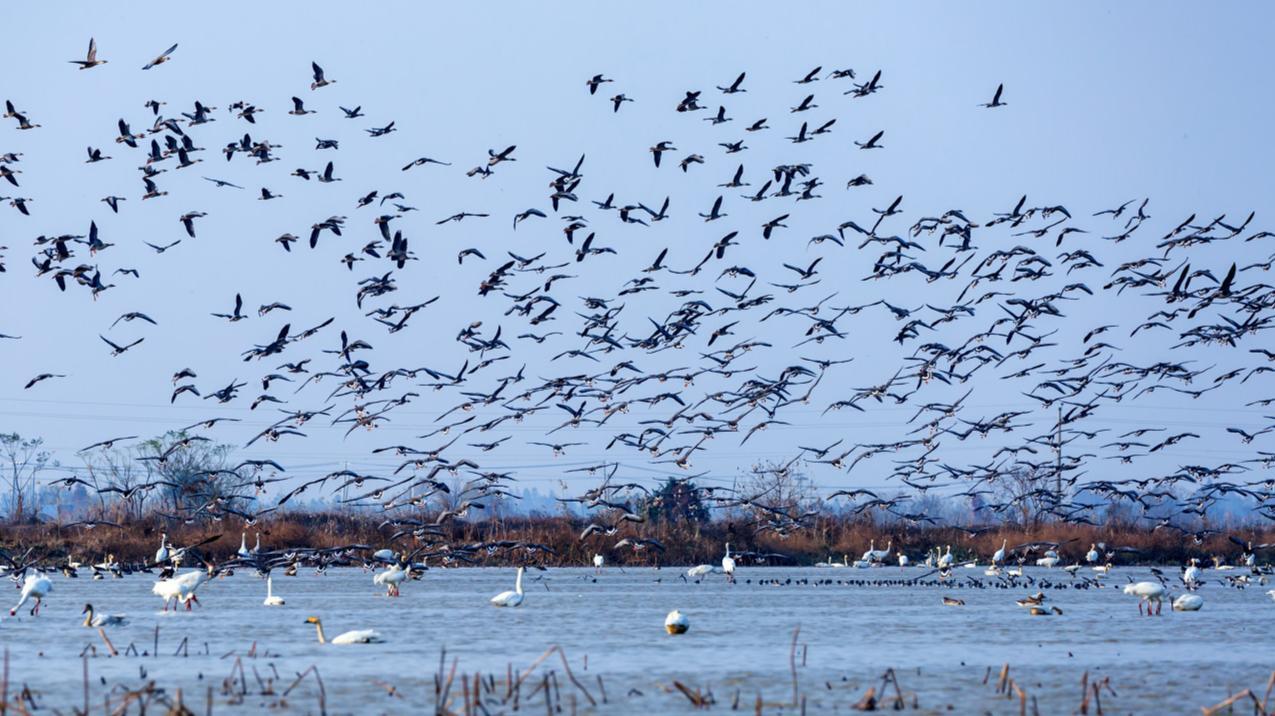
[937,545,953,569]
[82,603,127,627]
[592,553,604,574]
[154,533,170,564]
[1172,594,1203,611]
[1182,558,1201,586]
[373,563,410,597]
[898,553,909,567]
[1123,581,1167,615]
[237,533,251,559]
[371,548,396,563]
[305,616,382,644]
[10,574,53,616]
[264,576,285,606]
[251,533,261,556]
[686,564,715,578]
[664,609,689,634]
[870,540,892,562]
[722,543,736,583]
[490,567,525,607]
[860,540,876,562]
[1036,555,1060,568]
[1085,543,1099,564]
[992,540,1007,565]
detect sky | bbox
[1,2,1274,504]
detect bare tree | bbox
[1,433,52,522]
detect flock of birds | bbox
[2,39,1275,637]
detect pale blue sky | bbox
[2,2,1273,498]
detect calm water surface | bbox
[1,565,1271,713]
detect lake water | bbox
[1,565,1271,713]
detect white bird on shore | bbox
[305,616,382,644]
[237,533,251,559]
[860,540,877,562]
[592,553,604,574]
[665,609,689,634]
[264,576,285,606]
[491,566,525,607]
[1172,594,1203,611]
[10,574,53,616]
[154,533,170,564]
[1123,581,1167,615]
[898,553,909,568]
[722,543,736,583]
[870,540,892,562]
[82,603,127,627]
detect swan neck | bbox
[515,568,524,594]
[314,622,327,644]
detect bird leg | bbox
[1155,600,1162,616]
[1137,601,1144,616]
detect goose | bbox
[371,549,396,564]
[992,540,1007,565]
[1123,581,1167,615]
[721,543,736,583]
[154,533,170,564]
[10,574,52,616]
[263,577,285,606]
[373,563,410,597]
[592,554,604,574]
[305,616,381,644]
[1015,592,1046,607]
[1085,544,1100,564]
[82,603,127,627]
[490,567,525,607]
[942,596,965,606]
[664,610,689,634]
[1172,594,1203,612]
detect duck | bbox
[1172,594,1204,612]
[263,577,285,606]
[10,574,53,616]
[82,603,127,627]
[1123,581,1167,615]
[664,610,689,634]
[1029,606,1064,616]
[490,567,525,607]
[721,543,736,583]
[305,616,381,644]
[1016,592,1046,607]
[941,596,965,606]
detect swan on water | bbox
[1123,581,1167,615]
[264,576,285,606]
[82,603,127,627]
[305,616,382,644]
[722,543,736,583]
[490,566,525,607]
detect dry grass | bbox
[3,511,1271,566]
